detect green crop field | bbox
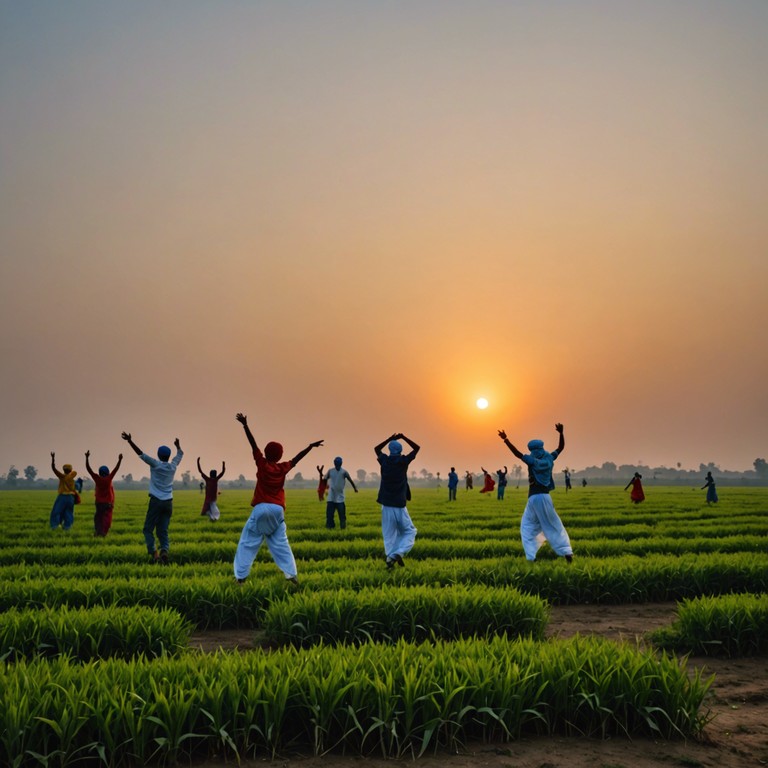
[1,485,766,765]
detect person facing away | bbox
[85,450,123,536]
[496,466,508,500]
[564,469,572,492]
[447,467,459,501]
[316,464,328,501]
[50,452,78,530]
[498,423,573,563]
[323,456,358,529]
[233,412,323,586]
[465,471,474,490]
[375,432,420,569]
[197,457,226,521]
[624,472,645,504]
[121,432,183,565]
[479,467,496,494]
[702,471,718,504]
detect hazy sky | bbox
[1,1,766,481]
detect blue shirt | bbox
[376,451,418,507]
[447,471,459,489]
[140,448,184,500]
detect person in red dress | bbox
[197,457,226,521]
[624,472,645,504]
[85,450,123,536]
[479,467,496,494]
[316,464,328,501]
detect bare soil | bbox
[188,602,768,768]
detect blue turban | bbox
[388,440,402,456]
[158,445,171,461]
[334,456,343,467]
[525,439,555,489]
[98,466,110,476]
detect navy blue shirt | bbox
[376,451,418,507]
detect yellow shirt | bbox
[55,470,77,495]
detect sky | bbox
[1,1,766,482]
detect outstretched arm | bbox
[85,451,94,478]
[317,465,324,479]
[235,413,258,454]
[554,423,565,454]
[347,473,358,493]
[121,432,142,456]
[624,481,632,491]
[290,439,324,467]
[110,454,123,479]
[374,434,398,456]
[399,433,421,456]
[196,457,208,481]
[219,461,226,480]
[497,430,525,460]
[51,452,62,478]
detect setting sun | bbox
[476,398,489,410]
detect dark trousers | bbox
[143,495,172,553]
[326,501,346,529]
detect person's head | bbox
[334,456,343,469]
[98,465,110,477]
[388,440,402,456]
[209,469,217,479]
[635,472,642,479]
[265,441,283,462]
[450,466,455,472]
[62,463,73,474]
[157,445,171,461]
[527,439,544,452]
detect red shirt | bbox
[88,471,116,505]
[203,476,219,503]
[251,446,294,508]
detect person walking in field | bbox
[85,450,123,536]
[323,456,358,529]
[374,432,420,569]
[49,452,78,530]
[447,467,459,501]
[233,412,323,586]
[121,431,183,565]
[624,472,645,504]
[702,471,718,504]
[498,423,573,563]
[496,466,508,500]
[479,467,496,494]
[197,457,225,521]
[316,464,328,501]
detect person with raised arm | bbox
[233,412,323,586]
[498,423,573,563]
[85,450,123,536]
[121,431,183,565]
[49,452,78,531]
[197,457,226,521]
[374,432,420,569]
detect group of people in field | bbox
[49,418,719,586]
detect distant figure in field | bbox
[498,423,573,563]
[197,457,226,521]
[121,431,183,565]
[233,412,323,586]
[199,481,205,494]
[74,476,84,494]
[479,467,496,494]
[316,465,328,501]
[564,469,572,492]
[85,450,123,536]
[375,432,420,569]
[701,471,718,504]
[49,452,78,531]
[447,467,459,501]
[323,456,358,529]
[465,471,474,490]
[496,466,508,500]
[581,478,587,488]
[624,472,645,504]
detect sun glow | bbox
[476,397,489,410]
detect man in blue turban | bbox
[498,423,573,563]
[374,432,420,568]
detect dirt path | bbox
[189,602,768,768]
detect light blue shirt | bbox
[140,449,183,500]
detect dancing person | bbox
[465,470,474,490]
[374,432,420,569]
[316,465,328,501]
[447,467,459,501]
[624,472,645,504]
[49,452,78,531]
[323,456,358,529]
[85,450,123,536]
[121,432,183,565]
[197,457,226,521]
[702,471,718,504]
[233,412,322,585]
[498,423,573,563]
[479,467,496,494]
[496,466,508,500]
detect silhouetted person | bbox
[198,457,226,521]
[496,466,508,500]
[465,471,473,490]
[447,467,459,501]
[316,465,328,501]
[701,471,718,504]
[479,467,495,494]
[624,472,645,504]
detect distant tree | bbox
[122,473,133,486]
[356,469,367,483]
[181,470,191,488]
[754,458,768,478]
[601,462,617,475]
[6,466,19,487]
[237,474,246,487]
[513,464,522,487]
[24,465,37,483]
[293,472,304,483]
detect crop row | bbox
[0,635,711,766]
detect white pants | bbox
[233,503,297,580]
[381,505,417,560]
[520,493,573,561]
[207,501,221,521]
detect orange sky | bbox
[1,2,766,481]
